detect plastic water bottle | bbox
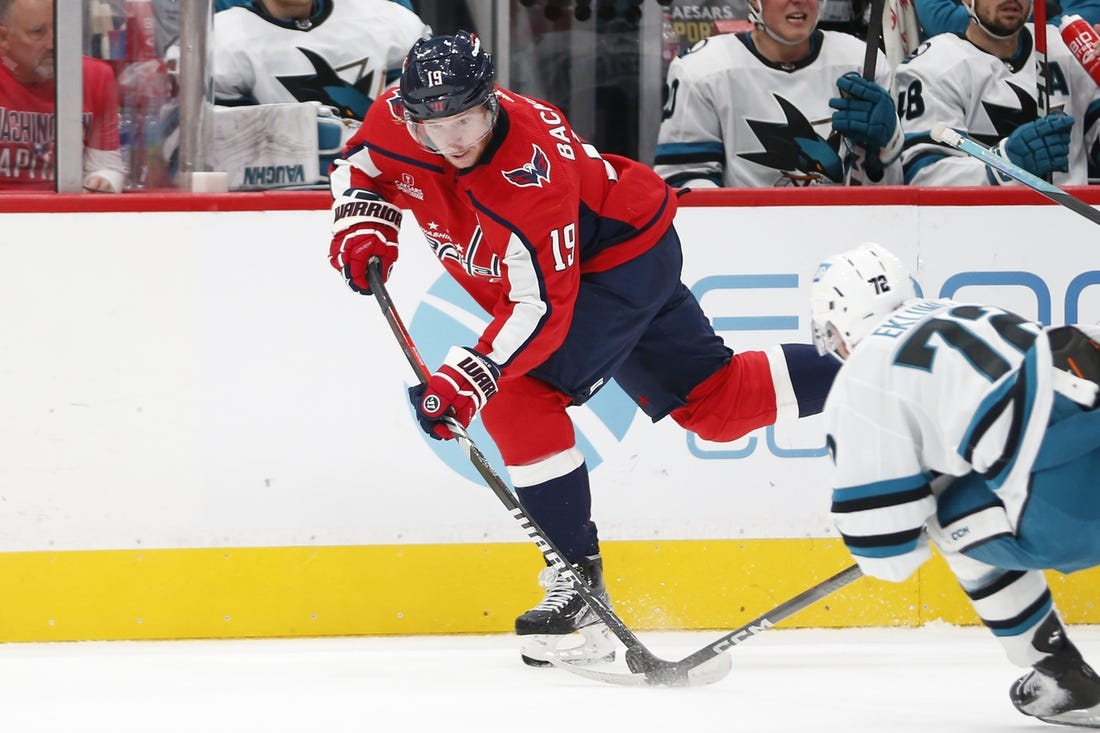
[142,108,169,188]
[118,105,137,189]
[1060,14,1100,87]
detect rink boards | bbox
[0,187,1098,642]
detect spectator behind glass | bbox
[895,0,1100,185]
[0,0,124,191]
[211,0,430,121]
[654,0,904,187]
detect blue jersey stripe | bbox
[832,472,933,503]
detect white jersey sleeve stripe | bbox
[483,231,549,368]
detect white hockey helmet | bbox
[810,243,915,359]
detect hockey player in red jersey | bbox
[0,0,125,191]
[327,31,839,667]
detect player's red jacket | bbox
[331,86,678,378]
[0,57,120,190]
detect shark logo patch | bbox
[739,94,844,185]
[277,48,381,121]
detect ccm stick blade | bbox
[547,651,732,687]
[548,565,863,687]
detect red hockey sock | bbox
[669,350,778,442]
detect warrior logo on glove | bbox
[422,394,443,414]
[410,346,500,441]
[329,189,404,295]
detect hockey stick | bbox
[863,0,886,81]
[1034,0,1053,182]
[931,122,1100,226]
[1034,0,1050,120]
[846,0,887,185]
[549,563,864,686]
[365,257,732,687]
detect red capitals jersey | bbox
[331,86,677,377]
[0,57,120,190]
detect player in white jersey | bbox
[212,0,430,121]
[654,0,903,187]
[895,0,1100,185]
[812,243,1100,726]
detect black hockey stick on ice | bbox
[931,122,1100,227]
[549,563,864,686]
[365,257,731,687]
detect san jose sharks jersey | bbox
[824,298,1057,583]
[330,87,677,378]
[212,0,430,121]
[654,30,901,187]
[895,26,1100,185]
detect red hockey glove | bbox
[329,189,403,295]
[408,346,500,441]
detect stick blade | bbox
[547,650,732,687]
[644,653,732,687]
[545,656,651,686]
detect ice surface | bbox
[1,625,1093,732]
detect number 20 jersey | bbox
[823,298,1055,581]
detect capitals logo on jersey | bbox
[739,94,844,185]
[502,144,551,188]
[277,48,381,121]
[423,224,501,279]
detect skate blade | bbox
[547,650,732,688]
[520,625,615,667]
[1039,704,1100,729]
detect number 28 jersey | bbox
[823,299,1056,581]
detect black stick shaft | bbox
[863,0,886,80]
[675,564,864,669]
